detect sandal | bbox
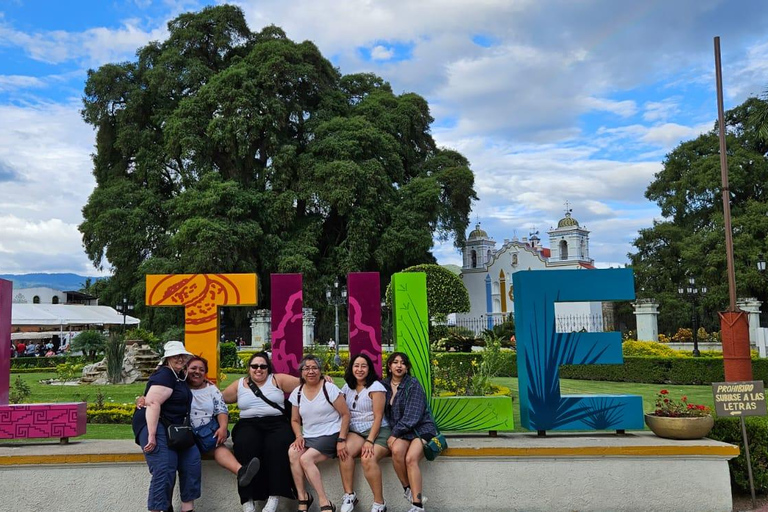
[320,502,336,512]
[297,492,314,512]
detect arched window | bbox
[52,296,59,304]
[471,250,477,268]
[559,240,568,260]
[33,296,40,304]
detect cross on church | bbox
[564,200,572,215]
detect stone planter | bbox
[644,413,715,440]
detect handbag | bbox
[422,432,448,461]
[192,417,223,453]
[162,415,196,451]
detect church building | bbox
[458,209,602,331]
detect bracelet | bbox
[336,438,346,443]
[365,439,374,445]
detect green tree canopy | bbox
[629,97,768,333]
[79,5,477,333]
[385,263,471,322]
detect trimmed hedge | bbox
[560,357,768,385]
[709,416,768,493]
[11,356,84,369]
[87,403,242,424]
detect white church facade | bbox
[458,210,604,332]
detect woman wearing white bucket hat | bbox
[132,341,200,512]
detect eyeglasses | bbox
[250,364,269,370]
[301,366,320,373]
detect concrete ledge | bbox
[0,433,739,512]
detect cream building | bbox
[458,210,604,332]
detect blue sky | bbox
[0,0,767,275]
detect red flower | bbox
[664,399,669,403]
[698,405,706,410]
[660,389,668,395]
[682,396,687,401]
[687,404,694,409]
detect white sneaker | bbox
[340,492,358,512]
[403,488,427,505]
[262,496,279,512]
[370,501,387,512]
[242,500,256,512]
[407,506,425,512]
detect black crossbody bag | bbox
[247,377,292,421]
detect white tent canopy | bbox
[12,304,140,327]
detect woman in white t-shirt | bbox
[288,355,351,512]
[337,354,391,512]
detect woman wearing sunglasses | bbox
[288,355,351,512]
[337,354,390,512]
[222,352,299,512]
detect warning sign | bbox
[712,381,767,417]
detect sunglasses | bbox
[352,393,359,409]
[250,364,269,370]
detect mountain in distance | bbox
[0,273,106,291]
[442,264,461,275]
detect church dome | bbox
[557,212,579,228]
[468,223,489,240]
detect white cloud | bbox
[370,45,394,61]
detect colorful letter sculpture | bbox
[348,273,383,377]
[271,274,303,377]
[0,278,10,404]
[513,268,643,431]
[392,272,515,431]
[0,278,86,441]
[146,274,257,381]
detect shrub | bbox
[105,333,127,384]
[710,416,768,493]
[56,362,85,382]
[9,375,31,404]
[11,355,84,369]
[385,263,470,322]
[220,342,240,368]
[71,330,107,360]
[622,340,685,358]
[671,327,693,343]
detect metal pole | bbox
[740,416,756,508]
[692,297,700,357]
[334,303,341,366]
[714,36,737,311]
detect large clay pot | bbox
[644,414,715,440]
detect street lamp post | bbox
[325,280,347,366]
[115,297,134,332]
[677,277,707,357]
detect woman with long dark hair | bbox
[383,352,436,512]
[337,353,391,512]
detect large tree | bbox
[79,5,477,333]
[629,97,768,334]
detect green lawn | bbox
[494,377,714,431]
[10,371,715,436]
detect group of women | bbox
[133,341,436,512]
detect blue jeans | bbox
[138,425,201,510]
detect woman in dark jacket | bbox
[132,341,200,512]
[383,352,435,512]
